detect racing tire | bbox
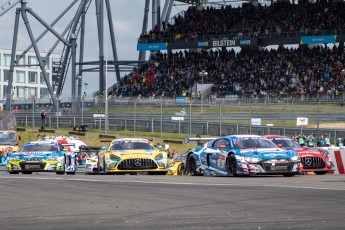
[177,163,185,175]
[187,154,202,176]
[226,155,238,177]
[314,171,328,175]
[9,172,19,174]
[283,173,296,177]
[66,172,76,175]
[22,172,32,174]
[57,156,66,175]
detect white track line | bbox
[1,176,345,191]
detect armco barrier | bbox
[321,147,345,174]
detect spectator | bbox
[324,134,331,147]
[306,134,315,147]
[336,138,344,147]
[41,110,47,129]
[295,133,307,147]
[317,135,326,147]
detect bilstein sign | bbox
[212,39,236,47]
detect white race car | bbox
[79,145,107,174]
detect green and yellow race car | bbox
[167,153,187,176]
[98,138,168,175]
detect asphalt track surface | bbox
[0,171,344,230]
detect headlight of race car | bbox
[155,153,163,161]
[109,154,120,161]
[290,155,299,161]
[244,157,261,163]
[157,161,165,167]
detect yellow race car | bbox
[167,154,187,175]
[98,138,168,175]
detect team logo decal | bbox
[134,159,141,167]
[305,157,312,166]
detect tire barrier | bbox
[321,147,345,174]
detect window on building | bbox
[4,54,11,66]
[44,59,50,69]
[28,87,37,99]
[16,55,25,65]
[16,86,25,99]
[29,72,37,83]
[3,70,10,81]
[40,72,49,85]
[16,71,25,83]
[3,86,7,98]
[28,56,38,68]
[40,88,49,99]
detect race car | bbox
[98,138,168,175]
[38,135,87,153]
[167,153,187,176]
[79,145,107,174]
[265,135,335,175]
[6,140,77,175]
[184,135,300,177]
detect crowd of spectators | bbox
[139,0,345,42]
[113,45,345,100]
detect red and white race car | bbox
[265,135,334,175]
[39,136,87,152]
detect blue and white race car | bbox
[6,140,77,175]
[184,135,300,177]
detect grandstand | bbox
[132,0,345,103]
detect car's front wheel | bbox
[187,154,202,176]
[177,163,185,175]
[227,155,238,177]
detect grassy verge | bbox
[17,128,202,154]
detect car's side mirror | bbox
[276,144,282,148]
[18,136,21,141]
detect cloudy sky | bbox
[0,0,189,97]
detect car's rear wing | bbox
[79,145,106,151]
[183,137,218,144]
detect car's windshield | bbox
[0,132,17,145]
[110,141,154,150]
[232,138,277,149]
[271,139,301,148]
[20,144,58,152]
[87,151,98,158]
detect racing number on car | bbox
[216,155,226,168]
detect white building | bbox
[0,48,60,102]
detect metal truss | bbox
[1,0,129,112]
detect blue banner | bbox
[137,43,167,51]
[301,35,336,44]
[175,97,190,103]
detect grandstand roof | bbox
[176,0,250,6]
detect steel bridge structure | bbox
[0,0,226,112]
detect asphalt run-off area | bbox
[0,172,344,230]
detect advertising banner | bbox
[301,35,336,44]
[296,117,308,126]
[137,43,167,51]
